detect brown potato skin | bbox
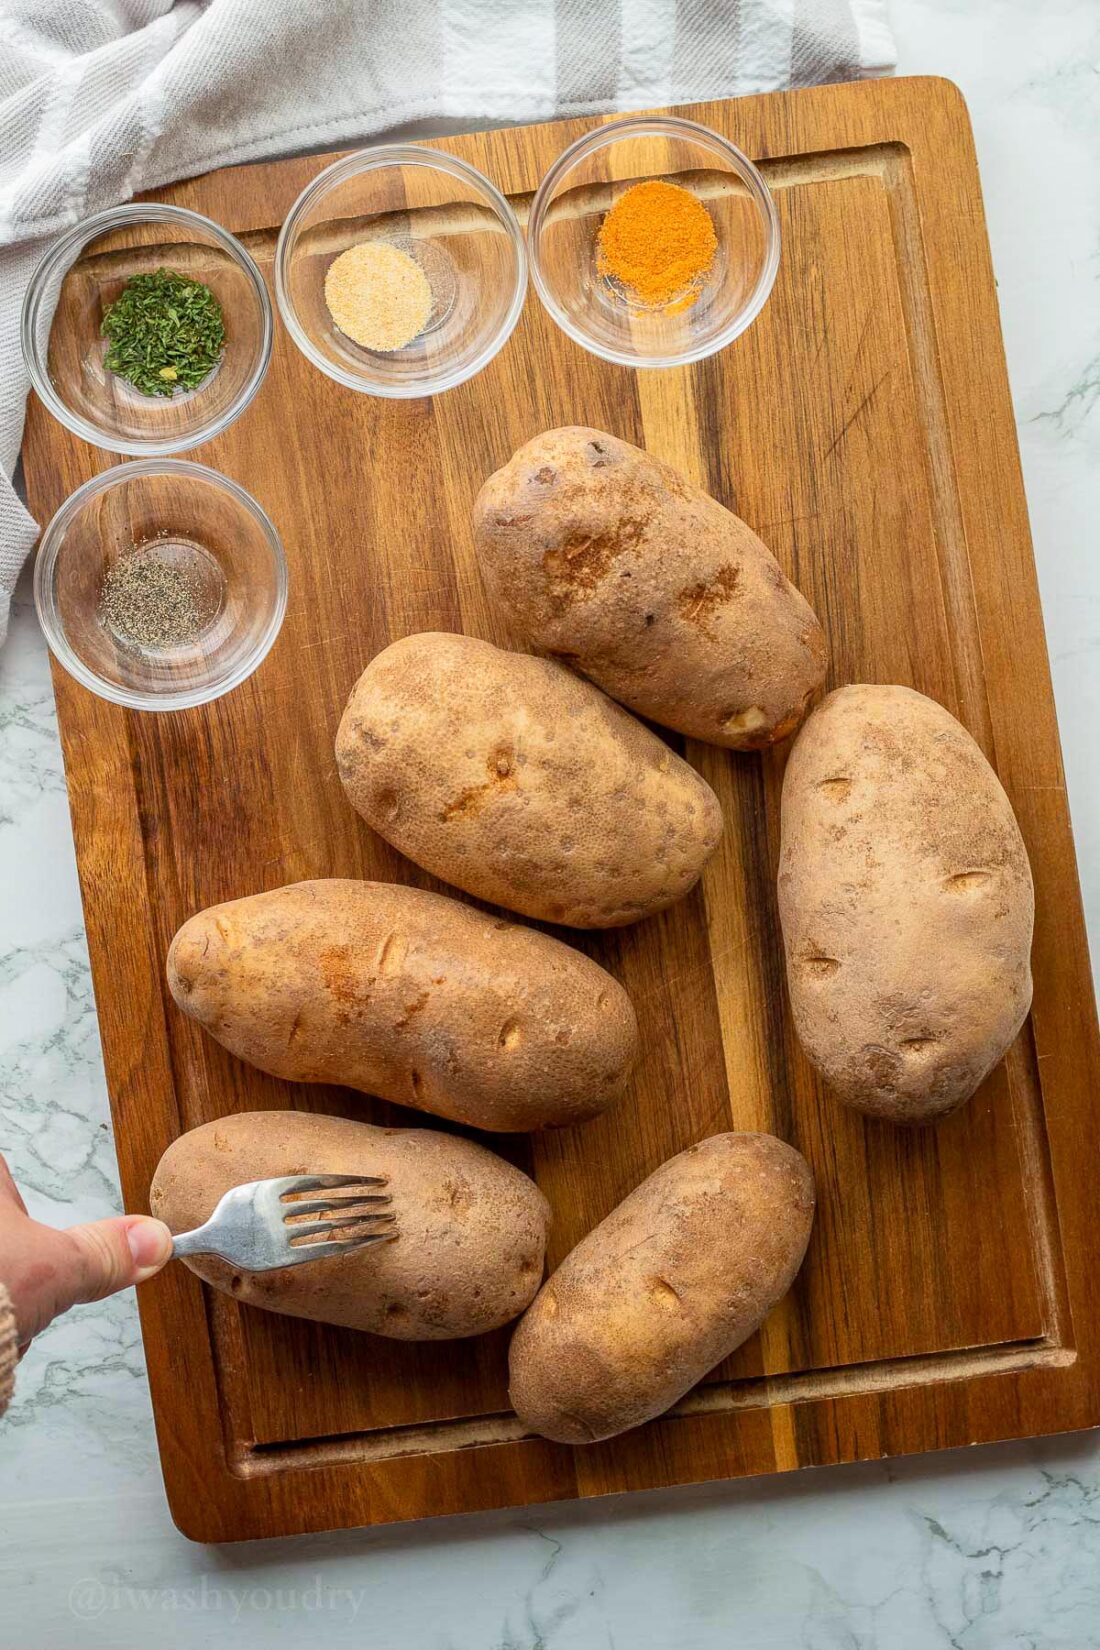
[778,685,1035,1125]
[150,1111,550,1339]
[508,1133,814,1443]
[335,632,723,928]
[473,427,827,750]
[167,880,638,1132]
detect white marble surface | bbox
[2,3,1098,1644]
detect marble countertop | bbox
[2,3,1098,1644]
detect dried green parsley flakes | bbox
[101,268,226,397]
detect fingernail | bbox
[126,1217,173,1277]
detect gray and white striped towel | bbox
[0,0,894,646]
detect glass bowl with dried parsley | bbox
[22,204,272,455]
[527,115,780,370]
[35,460,287,711]
[275,145,527,398]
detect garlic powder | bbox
[324,241,433,353]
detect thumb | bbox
[56,1215,174,1309]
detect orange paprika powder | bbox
[596,178,717,309]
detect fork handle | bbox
[170,1221,222,1260]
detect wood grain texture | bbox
[19,76,1100,1543]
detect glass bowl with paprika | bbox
[22,204,272,456]
[527,115,780,369]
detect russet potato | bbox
[508,1133,814,1442]
[778,685,1034,1124]
[473,427,827,749]
[150,1110,551,1339]
[167,879,638,1132]
[336,631,722,928]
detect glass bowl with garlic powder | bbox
[35,461,287,711]
[275,145,527,397]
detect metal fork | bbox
[170,1174,397,1271]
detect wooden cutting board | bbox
[21,77,1100,1544]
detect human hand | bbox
[0,1151,172,1353]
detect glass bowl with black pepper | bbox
[34,461,287,711]
[527,116,780,369]
[21,204,272,455]
[275,145,527,397]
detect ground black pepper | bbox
[99,544,217,649]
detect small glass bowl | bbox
[22,204,273,455]
[527,116,780,369]
[275,144,528,397]
[34,460,288,712]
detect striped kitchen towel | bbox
[0,0,894,645]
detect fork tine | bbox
[276,1229,398,1267]
[283,1193,392,1218]
[287,1212,398,1241]
[276,1173,388,1196]
[315,1230,398,1250]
